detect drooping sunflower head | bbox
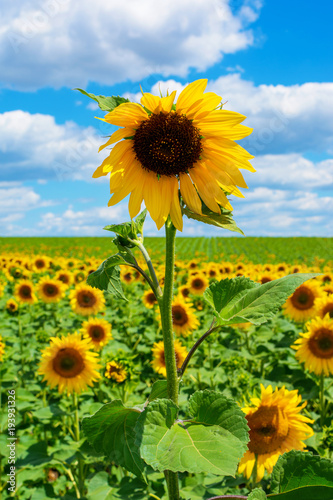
[171,296,199,337]
[104,360,127,383]
[81,317,112,350]
[151,339,187,377]
[93,79,254,231]
[69,283,105,316]
[38,332,101,394]
[37,276,66,303]
[238,384,313,482]
[292,316,333,375]
[187,273,209,295]
[14,280,37,305]
[283,280,323,322]
[143,289,158,309]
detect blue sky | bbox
[1,0,332,237]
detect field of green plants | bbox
[0,237,332,499]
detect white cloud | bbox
[0,0,261,90]
[0,183,51,213]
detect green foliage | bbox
[87,257,127,301]
[182,203,244,235]
[104,209,147,245]
[82,400,145,481]
[135,391,249,476]
[75,89,129,111]
[204,274,319,326]
[268,450,333,499]
[249,489,267,499]
[148,380,168,402]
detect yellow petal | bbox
[195,109,246,127]
[128,185,144,219]
[105,103,148,127]
[189,167,220,213]
[179,172,202,214]
[143,172,163,223]
[186,92,222,119]
[159,90,177,112]
[140,93,161,113]
[169,176,183,231]
[99,128,134,152]
[176,79,207,114]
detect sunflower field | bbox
[0,236,333,500]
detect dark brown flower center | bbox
[59,274,70,284]
[77,291,97,308]
[133,112,202,176]
[192,278,204,290]
[172,305,188,326]
[43,284,59,297]
[20,285,32,298]
[247,406,289,454]
[291,286,315,310]
[146,292,157,305]
[89,325,105,340]
[35,259,46,268]
[308,328,333,358]
[52,348,84,378]
[322,304,333,319]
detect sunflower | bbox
[33,256,50,272]
[238,384,313,482]
[81,317,112,350]
[187,273,209,295]
[69,283,105,316]
[105,360,127,383]
[55,270,73,287]
[143,290,158,308]
[38,332,101,394]
[206,263,219,279]
[257,272,277,285]
[152,339,187,377]
[73,270,86,284]
[283,280,323,322]
[6,299,18,313]
[323,283,333,296]
[0,335,5,362]
[179,285,191,300]
[37,276,66,303]
[291,316,333,375]
[14,280,37,305]
[169,296,199,337]
[92,79,254,231]
[315,296,333,319]
[319,272,333,284]
[120,267,135,284]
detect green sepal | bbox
[87,256,127,301]
[75,89,129,111]
[204,273,319,326]
[82,400,146,481]
[135,390,249,476]
[182,202,244,235]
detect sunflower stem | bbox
[159,219,180,500]
[73,392,85,498]
[136,240,163,298]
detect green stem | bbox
[136,240,163,297]
[73,393,85,498]
[159,220,179,500]
[320,373,326,427]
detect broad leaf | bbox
[135,209,147,236]
[204,277,259,314]
[206,274,319,326]
[136,391,248,476]
[268,450,333,500]
[249,489,267,500]
[87,256,127,301]
[148,380,168,402]
[182,203,244,235]
[82,400,145,481]
[75,89,129,111]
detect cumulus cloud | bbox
[0,0,261,90]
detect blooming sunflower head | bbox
[315,295,333,319]
[6,298,18,314]
[55,270,73,287]
[104,360,127,383]
[69,283,105,316]
[143,289,158,308]
[92,79,254,231]
[292,316,333,375]
[238,384,313,482]
[14,280,37,305]
[283,280,323,322]
[171,295,199,337]
[38,332,101,394]
[81,317,112,350]
[151,339,187,377]
[187,272,209,296]
[37,276,67,303]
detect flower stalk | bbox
[73,392,85,498]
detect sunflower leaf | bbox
[135,209,147,237]
[82,400,145,482]
[135,391,248,475]
[75,89,129,111]
[268,450,333,499]
[147,380,168,402]
[248,489,267,499]
[87,256,127,301]
[206,273,319,326]
[182,204,244,235]
[203,277,259,314]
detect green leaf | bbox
[249,489,267,500]
[135,209,147,236]
[148,380,168,402]
[182,203,244,235]
[135,391,248,476]
[206,274,319,326]
[82,400,145,481]
[268,450,333,500]
[87,256,127,301]
[203,277,259,314]
[75,89,129,111]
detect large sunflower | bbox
[238,384,313,482]
[152,339,187,377]
[14,280,37,305]
[283,280,323,322]
[37,276,66,303]
[171,295,199,337]
[93,79,254,230]
[69,283,105,316]
[81,317,112,350]
[38,332,101,394]
[291,316,333,375]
